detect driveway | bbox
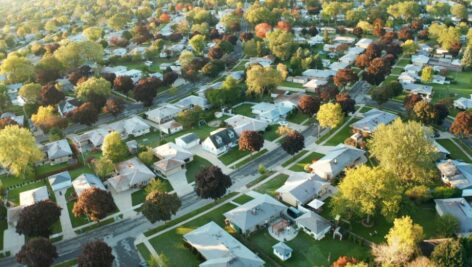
[166,170,193,197]
[54,189,76,239]
[109,189,135,219]
[3,226,23,253]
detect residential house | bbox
[175,133,200,149]
[272,242,293,261]
[225,115,268,135]
[401,83,433,100]
[355,38,373,49]
[251,102,295,124]
[72,173,106,197]
[433,141,451,160]
[202,128,239,155]
[175,95,210,110]
[7,186,49,226]
[106,157,155,192]
[48,171,72,192]
[39,139,74,165]
[224,194,287,234]
[351,109,398,134]
[346,47,365,56]
[245,57,274,68]
[287,76,310,84]
[57,97,82,117]
[295,206,331,240]
[404,64,423,74]
[302,69,336,80]
[303,79,328,92]
[158,120,183,135]
[68,128,109,152]
[339,53,357,65]
[454,95,472,110]
[398,72,419,84]
[310,144,367,180]
[329,62,349,72]
[153,142,193,177]
[0,112,24,126]
[437,160,472,193]
[276,173,331,207]
[183,221,265,267]
[145,104,182,124]
[435,198,472,236]
[412,54,430,66]
[274,93,304,107]
[104,116,151,138]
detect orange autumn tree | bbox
[255,23,272,38]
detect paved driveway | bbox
[54,189,76,239]
[166,170,193,197]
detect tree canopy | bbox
[316,103,344,129]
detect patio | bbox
[268,218,299,242]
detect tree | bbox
[76,77,112,102]
[0,117,17,130]
[450,4,467,20]
[434,103,449,125]
[70,102,99,125]
[404,94,423,111]
[176,106,202,129]
[195,166,232,200]
[421,66,433,83]
[31,105,67,132]
[298,95,320,116]
[142,191,181,223]
[436,214,459,238]
[0,125,43,176]
[40,83,65,106]
[138,148,155,166]
[412,100,437,124]
[461,46,472,69]
[83,27,103,42]
[201,60,225,77]
[369,119,439,185]
[77,240,114,267]
[332,256,361,267]
[431,239,465,267]
[54,41,103,69]
[266,30,294,61]
[355,54,370,69]
[371,86,393,105]
[363,57,389,85]
[336,93,356,115]
[133,77,161,106]
[16,200,61,237]
[334,69,358,88]
[244,4,274,25]
[387,1,420,21]
[101,131,129,163]
[254,23,272,38]
[281,130,305,155]
[450,111,472,136]
[205,77,244,107]
[246,65,282,96]
[189,34,206,56]
[332,166,401,223]
[113,76,134,93]
[239,131,264,152]
[103,97,124,116]
[0,53,34,83]
[16,237,57,267]
[317,103,344,129]
[93,157,114,178]
[72,188,116,222]
[19,83,41,104]
[402,40,419,55]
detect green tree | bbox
[141,191,181,223]
[54,41,103,69]
[461,46,472,69]
[0,54,34,83]
[421,66,433,83]
[0,125,43,177]
[387,1,420,21]
[138,147,155,165]
[189,34,206,56]
[93,157,115,178]
[266,30,295,61]
[245,65,282,96]
[316,103,344,129]
[244,3,274,25]
[368,119,439,185]
[75,77,112,101]
[101,131,129,163]
[450,4,467,20]
[431,239,465,267]
[19,83,41,104]
[176,106,202,128]
[31,105,66,132]
[83,27,103,42]
[108,13,131,30]
[412,100,437,124]
[402,40,418,55]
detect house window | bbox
[215,136,223,145]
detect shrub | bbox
[405,185,432,203]
[436,214,459,238]
[258,164,266,174]
[432,186,460,199]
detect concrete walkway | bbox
[166,171,193,197]
[3,226,24,253]
[110,189,134,219]
[54,189,76,239]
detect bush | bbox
[258,164,266,174]
[405,185,432,203]
[436,214,459,238]
[432,186,461,199]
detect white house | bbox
[412,54,430,66]
[7,186,49,226]
[145,104,182,124]
[251,102,295,124]
[202,128,239,155]
[48,171,72,192]
[276,173,331,207]
[435,198,472,236]
[175,133,200,149]
[303,79,328,92]
[437,160,472,192]
[302,69,336,80]
[72,173,106,197]
[57,97,82,117]
[174,95,210,110]
[454,95,472,110]
[310,144,367,180]
[329,61,349,72]
[39,139,74,165]
[351,109,398,134]
[401,83,433,100]
[158,120,183,135]
[225,115,268,135]
[68,128,109,153]
[398,72,419,84]
[272,242,293,261]
[355,38,373,49]
[104,116,151,138]
[153,142,193,177]
[106,157,155,192]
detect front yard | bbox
[431,71,472,103]
[218,148,250,166]
[289,152,325,172]
[185,156,212,183]
[255,174,289,197]
[436,139,471,163]
[232,103,254,117]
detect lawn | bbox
[390,67,403,75]
[395,58,410,68]
[69,166,94,179]
[52,259,78,267]
[321,118,360,146]
[0,217,7,251]
[431,71,472,103]
[280,81,304,89]
[131,178,173,206]
[218,148,250,166]
[281,150,309,167]
[358,106,374,113]
[436,139,471,163]
[289,152,325,172]
[287,111,310,125]
[136,243,152,263]
[0,175,35,189]
[255,174,289,197]
[234,149,268,168]
[232,194,254,205]
[148,203,237,267]
[67,198,91,228]
[186,156,212,183]
[263,125,280,141]
[35,162,70,177]
[232,103,254,117]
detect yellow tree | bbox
[316,103,344,129]
[0,125,43,176]
[101,131,129,163]
[245,65,282,96]
[31,105,66,132]
[0,53,35,83]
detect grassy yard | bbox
[263,125,280,141]
[69,166,95,179]
[232,194,254,205]
[232,103,254,117]
[395,58,410,68]
[289,152,325,172]
[52,259,78,267]
[431,71,472,103]
[148,203,237,267]
[358,106,374,113]
[136,243,152,263]
[287,111,310,125]
[281,150,309,167]
[35,162,70,177]
[218,148,250,166]
[255,174,289,197]
[436,139,471,163]
[186,156,212,183]
[322,118,360,146]
[280,81,304,89]
[131,178,173,206]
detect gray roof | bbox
[276,174,328,205]
[296,211,331,234]
[310,144,366,179]
[437,160,472,190]
[177,132,199,144]
[44,139,73,160]
[207,128,238,149]
[183,221,265,267]
[351,109,398,133]
[48,171,72,191]
[73,173,106,196]
[435,198,472,235]
[224,194,286,232]
[272,242,292,255]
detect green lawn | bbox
[0,175,35,189]
[218,148,250,166]
[136,243,152,263]
[186,156,212,183]
[52,259,77,267]
[287,111,310,125]
[454,138,472,157]
[67,199,91,228]
[431,71,472,103]
[69,166,95,179]
[395,58,410,68]
[255,174,289,197]
[234,149,268,168]
[281,150,309,167]
[232,103,254,117]
[358,106,374,113]
[263,125,280,141]
[289,152,325,172]
[35,162,70,177]
[436,139,471,163]
[322,118,360,146]
[390,67,403,75]
[280,81,304,89]
[75,217,115,234]
[232,194,254,205]
[148,203,237,267]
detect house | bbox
[202,128,239,155]
[432,75,447,84]
[145,104,182,124]
[287,76,310,84]
[435,198,472,236]
[333,35,355,44]
[224,194,287,234]
[245,57,274,68]
[7,186,49,226]
[404,64,423,74]
[398,72,419,84]
[295,206,331,240]
[412,54,430,66]
[303,79,328,92]
[276,173,331,207]
[225,115,269,135]
[57,97,82,117]
[183,221,265,267]
[401,83,433,100]
[153,142,193,177]
[68,128,109,152]
[454,95,472,110]
[355,38,373,49]
[302,69,336,80]
[126,140,139,154]
[351,109,398,134]
[0,112,24,126]
[274,93,304,107]
[346,47,365,56]
[310,144,367,180]
[251,102,295,124]
[104,116,151,138]
[272,242,293,261]
[437,160,472,192]
[158,120,183,135]
[72,173,106,197]
[339,53,357,65]
[175,133,200,149]
[174,95,210,110]
[48,171,72,192]
[106,157,155,192]
[40,139,74,165]
[329,62,349,72]
[308,35,324,45]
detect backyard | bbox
[431,71,472,103]
[232,103,254,117]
